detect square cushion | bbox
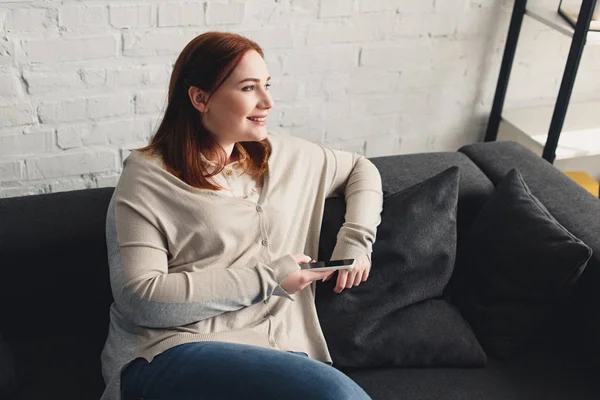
[454,169,592,358]
[316,167,486,367]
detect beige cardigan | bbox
[100,133,383,400]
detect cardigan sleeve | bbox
[106,192,299,329]
[322,146,383,261]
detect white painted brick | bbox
[325,137,366,155]
[123,31,196,57]
[269,78,301,102]
[282,47,358,74]
[56,124,83,150]
[396,1,435,14]
[0,159,24,182]
[87,93,132,120]
[95,118,149,146]
[0,129,53,157]
[80,123,106,146]
[319,0,355,18]
[308,16,394,45]
[0,73,21,98]
[241,27,294,49]
[37,98,86,123]
[360,41,431,70]
[0,9,6,32]
[393,12,458,38]
[288,125,325,143]
[326,114,397,140]
[158,2,203,27]
[145,65,171,85]
[321,99,352,119]
[108,66,147,86]
[205,2,245,25]
[0,103,36,128]
[135,90,166,114]
[345,71,399,94]
[6,7,55,32]
[359,0,398,13]
[0,186,45,199]
[96,174,120,188]
[59,5,108,31]
[48,178,92,193]
[0,38,15,67]
[23,35,118,63]
[22,69,82,94]
[365,134,401,157]
[398,134,435,154]
[278,104,320,127]
[243,0,286,26]
[26,149,118,180]
[110,4,153,28]
[263,52,283,77]
[79,68,107,86]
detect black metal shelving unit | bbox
[484,0,598,164]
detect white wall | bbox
[1,0,599,198]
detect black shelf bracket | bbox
[485,0,528,143]
[543,0,597,163]
[485,0,598,165]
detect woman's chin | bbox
[246,128,269,142]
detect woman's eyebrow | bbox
[237,76,271,84]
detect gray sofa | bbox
[1,140,599,399]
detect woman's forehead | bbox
[230,50,269,80]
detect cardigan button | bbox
[256,205,262,212]
[261,239,268,246]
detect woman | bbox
[101,31,383,400]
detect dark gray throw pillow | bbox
[316,167,487,368]
[454,169,592,359]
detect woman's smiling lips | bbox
[247,115,267,125]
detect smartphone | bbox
[301,259,356,272]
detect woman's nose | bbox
[260,90,274,110]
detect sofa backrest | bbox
[0,187,114,397]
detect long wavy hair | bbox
[138,32,272,190]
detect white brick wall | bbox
[1,0,600,198]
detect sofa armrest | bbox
[459,140,600,367]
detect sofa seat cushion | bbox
[9,335,106,400]
[342,345,600,400]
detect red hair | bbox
[138,32,271,190]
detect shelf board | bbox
[498,101,600,160]
[525,5,600,45]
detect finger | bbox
[299,254,312,264]
[353,271,362,286]
[362,268,370,282]
[335,270,348,293]
[346,271,355,288]
[322,271,335,282]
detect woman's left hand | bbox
[324,254,371,293]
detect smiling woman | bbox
[138,32,274,191]
[101,31,382,400]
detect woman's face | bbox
[198,50,274,147]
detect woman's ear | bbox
[188,86,209,113]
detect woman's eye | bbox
[242,83,271,92]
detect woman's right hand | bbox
[280,254,331,295]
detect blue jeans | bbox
[121,341,371,400]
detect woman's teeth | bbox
[247,117,266,122]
